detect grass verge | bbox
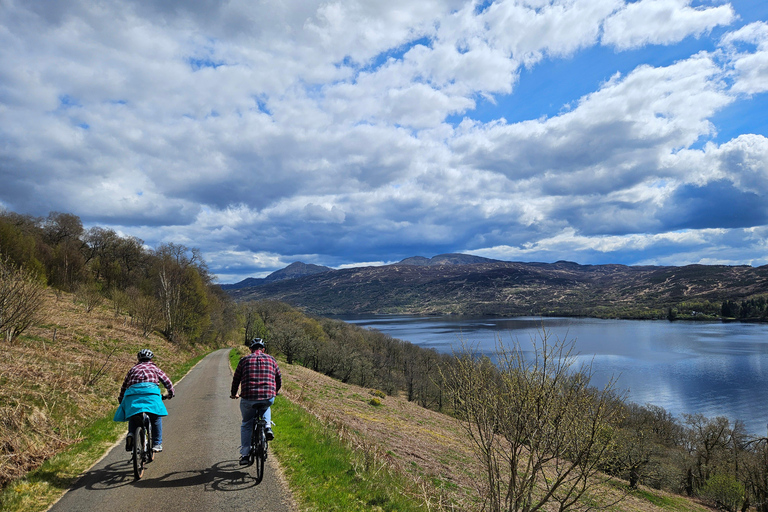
[231,348,429,512]
[270,395,427,512]
[0,351,210,512]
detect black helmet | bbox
[249,338,265,350]
[137,348,154,361]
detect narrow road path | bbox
[48,349,296,512]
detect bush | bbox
[0,256,45,342]
[699,474,744,512]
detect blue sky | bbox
[1,0,768,283]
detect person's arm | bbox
[274,364,282,394]
[157,367,175,397]
[230,360,243,398]
[118,370,131,403]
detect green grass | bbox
[230,348,428,512]
[0,414,125,512]
[629,488,699,511]
[270,395,427,511]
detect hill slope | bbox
[228,257,768,317]
[221,261,333,290]
[279,361,711,511]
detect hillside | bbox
[0,284,720,512]
[221,261,333,290]
[0,288,210,499]
[279,360,712,512]
[227,256,768,317]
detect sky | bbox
[1,0,768,284]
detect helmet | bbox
[249,338,265,350]
[137,348,154,361]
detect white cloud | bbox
[1,0,767,280]
[721,22,768,95]
[602,0,735,50]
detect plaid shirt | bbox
[118,361,174,403]
[231,350,282,400]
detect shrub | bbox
[699,474,744,512]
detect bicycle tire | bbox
[248,422,257,466]
[132,425,145,479]
[253,428,265,484]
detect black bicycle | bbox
[131,395,169,480]
[247,400,273,484]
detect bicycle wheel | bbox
[132,426,145,479]
[253,428,265,484]
[248,422,257,466]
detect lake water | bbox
[339,315,768,436]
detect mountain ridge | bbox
[225,254,768,318]
[221,261,333,290]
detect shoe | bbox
[152,445,162,452]
[265,428,274,441]
[125,435,133,452]
[239,455,250,466]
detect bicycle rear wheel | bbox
[253,429,266,484]
[132,426,145,479]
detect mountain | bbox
[221,261,333,290]
[225,256,768,318]
[398,253,501,266]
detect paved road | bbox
[48,349,296,512]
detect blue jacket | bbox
[113,382,168,422]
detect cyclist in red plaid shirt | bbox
[231,338,281,465]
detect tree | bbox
[127,287,161,337]
[443,330,625,512]
[239,301,268,344]
[269,311,309,364]
[153,243,210,343]
[699,474,745,512]
[75,281,104,313]
[0,256,45,343]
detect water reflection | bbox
[339,315,768,436]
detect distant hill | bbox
[398,253,501,266]
[221,261,333,290]
[225,254,768,318]
[230,254,768,318]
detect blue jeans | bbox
[239,398,274,457]
[128,413,163,446]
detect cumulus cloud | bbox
[1,0,767,282]
[602,0,736,50]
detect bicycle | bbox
[246,399,273,484]
[131,395,169,480]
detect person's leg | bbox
[262,397,276,439]
[126,416,139,450]
[239,399,258,457]
[150,414,163,447]
[128,415,140,434]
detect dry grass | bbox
[0,288,203,487]
[1,289,716,511]
[279,363,715,512]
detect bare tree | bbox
[75,282,103,313]
[0,256,45,343]
[127,287,162,337]
[443,330,626,512]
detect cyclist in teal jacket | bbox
[114,349,174,452]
